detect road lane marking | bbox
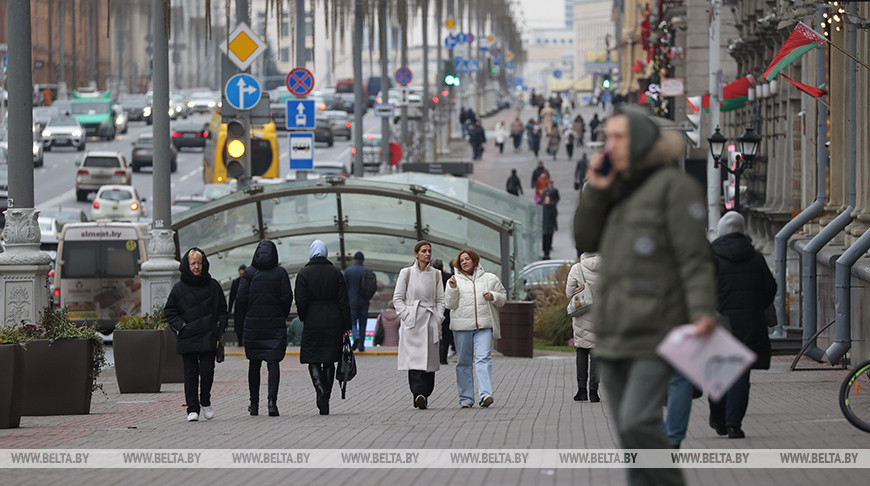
[37,189,76,211]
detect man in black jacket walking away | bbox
[237,240,293,417]
[506,169,523,196]
[709,212,776,439]
[344,251,374,352]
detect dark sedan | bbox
[171,121,209,150]
[315,116,334,147]
[131,133,178,172]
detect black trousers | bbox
[408,370,435,397]
[543,233,554,257]
[575,348,599,391]
[439,311,454,364]
[181,351,216,414]
[248,359,280,403]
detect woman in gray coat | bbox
[393,240,446,410]
[566,253,601,402]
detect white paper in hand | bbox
[656,324,757,402]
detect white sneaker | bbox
[187,412,199,422]
[201,406,214,420]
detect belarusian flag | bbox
[763,22,827,81]
[780,73,827,98]
[721,76,754,112]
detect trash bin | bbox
[496,301,535,358]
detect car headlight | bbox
[187,101,194,108]
[208,101,216,108]
[72,129,82,137]
[115,116,124,125]
[42,130,52,137]
[33,144,39,155]
[143,106,152,116]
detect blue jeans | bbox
[663,371,693,446]
[453,328,493,404]
[349,301,370,350]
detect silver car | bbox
[324,110,351,140]
[75,151,133,201]
[42,116,86,151]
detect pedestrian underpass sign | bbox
[286,99,315,130]
[224,74,261,111]
[289,132,314,170]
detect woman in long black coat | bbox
[236,240,293,417]
[295,240,352,415]
[164,247,228,422]
[709,212,777,439]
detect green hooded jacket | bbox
[573,106,717,360]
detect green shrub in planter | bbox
[531,262,574,346]
[114,309,168,393]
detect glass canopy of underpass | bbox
[171,176,540,311]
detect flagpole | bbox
[827,41,870,72]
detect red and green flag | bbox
[780,73,827,98]
[763,22,827,81]
[720,76,754,112]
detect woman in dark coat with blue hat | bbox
[236,240,293,417]
[295,240,352,415]
[164,247,228,423]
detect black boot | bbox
[308,364,326,414]
[574,388,587,401]
[320,365,335,415]
[589,389,600,403]
[267,399,279,417]
[248,401,258,416]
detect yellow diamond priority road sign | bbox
[220,22,266,71]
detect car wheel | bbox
[44,143,51,152]
[328,139,334,147]
[147,119,153,126]
[132,163,140,173]
[171,160,178,173]
[76,190,88,202]
[123,126,128,134]
[77,143,85,152]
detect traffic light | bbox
[444,73,460,87]
[224,118,249,179]
[602,76,611,89]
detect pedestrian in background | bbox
[574,105,717,485]
[535,169,551,204]
[344,251,373,352]
[540,102,556,136]
[547,127,561,160]
[375,301,401,347]
[296,240,352,415]
[228,264,246,345]
[164,247,228,422]
[506,169,523,196]
[542,195,557,260]
[445,249,507,408]
[531,161,546,191]
[574,153,589,190]
[494,120,508,154]
[236,240,292,417]
[393,240,446,410]
[510,116,524,152]
[432,259,455,366]
[589,114,600,142]
[529,119,542,158]
[469,120,486,160]
[709,211,776,439]
[573,115,586,147]
[567,253,600,402]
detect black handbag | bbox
[336,334,357,399]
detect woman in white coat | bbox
[393,240,446,410]
[445,249,507,408]
[566,253,600,402]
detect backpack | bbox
[359,269,377,300]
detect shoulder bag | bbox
[566,264,593,317]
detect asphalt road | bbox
[33,110,382,220]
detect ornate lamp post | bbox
[708,126,761,212]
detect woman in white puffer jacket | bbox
[444,249,507,408]
[566,252,601,402]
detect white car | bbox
[91,185,146,221]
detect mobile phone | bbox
[597,154,613,176]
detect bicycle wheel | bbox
[840,359,870,433]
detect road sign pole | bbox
[295,0,308,182]
[400,12,409,164]
[151,0,172,226]
[379,0,390,170]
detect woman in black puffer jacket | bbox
[236,240,293,417]
[709,212,777,439]
[295,240,351,415]
[164,247,228,423]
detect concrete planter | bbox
[0,344,25,428]
[114,329,166,393]
[160,327,185,383]
[21,339,94,416]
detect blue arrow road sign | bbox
[553,70,562,79]
[225,74,261,111]
[286,99,315,130]
[444,34,458,49]
[289,132,315,170]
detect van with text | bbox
[54,222,149,335]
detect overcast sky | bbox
[516,0,566,30]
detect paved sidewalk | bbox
[0,349,865,485]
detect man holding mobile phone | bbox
[574,106,718,486]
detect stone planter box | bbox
[160,327,184,383]
[0,344,25,428]
[114,329,166,393]
[21,339,94,416]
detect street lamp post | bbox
[708,126,761,213]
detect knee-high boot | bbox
[308,364,325,414]
[320,364,335,415]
